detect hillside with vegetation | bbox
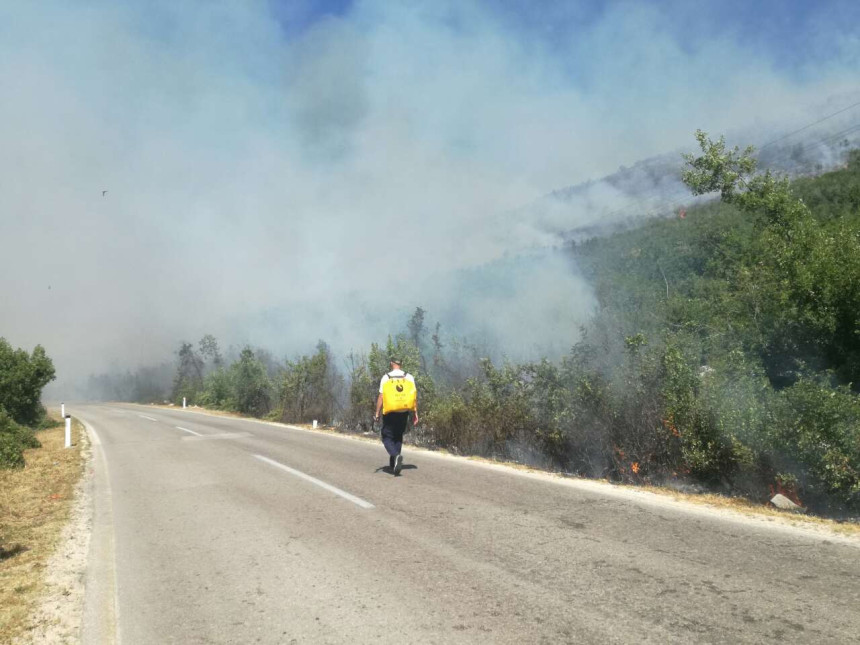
[88,133,860,515]
[563,133,860,513]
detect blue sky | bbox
[270,0,860,79]
[268,0,354,35]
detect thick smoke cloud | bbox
[1,0,858,395]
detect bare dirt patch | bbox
[0,418,88,644]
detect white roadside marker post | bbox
[183,397,186,409]
[61,402,65,418]
[312,420,318,429]
[64,415,71,448]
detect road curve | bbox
[75,403,860,644]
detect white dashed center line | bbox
[138,414,158,422]
[176,426,201,436]
[253,454,375,509]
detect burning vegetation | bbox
[86,135,860,517]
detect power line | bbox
[543,98,860,238]
[774,123,860,175]
[758,98,860,151]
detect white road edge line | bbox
[137,414,157,422]
[253,454,375,510]
[77,417,121,644]
[175,426,201,436]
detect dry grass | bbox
[0,418,84,644]
[634,484,860,537]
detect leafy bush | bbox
[232,348,273,417]
[342,349,385,433]
[198,368,236,410]
[0,339,54,469]
[661,340,740,483]
[0,431,25,469]
[278,342,341,424]
[0,408,38,469]
[0,339,55,427]
[764,378,860,509]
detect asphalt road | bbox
[75,403,860,644]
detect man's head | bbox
[389,355,402,369]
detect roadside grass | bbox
[0,417,84,643]
[634,485,860,537]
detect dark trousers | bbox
[381,411,409,468]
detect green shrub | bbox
[424,393,474,450]
[0,408,37,469]
[556,369,615,478]
[36,413,61,431]
[0,339,55,426]
[14,426,41,450]
[662,341,741,483]
[765,378,860,509]
[198,368,236,410]
[343,353,376,432]
[422,359,542,461]
[278,342,340,424]
[232,348,273,417]
[0,432,25,469]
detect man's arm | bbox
[374,393,383,421]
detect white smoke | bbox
[0,0,858,394]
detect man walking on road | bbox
[374,356,418,476]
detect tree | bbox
[0,339,54,468]
[0,338,55,426]
[231,347,272,417]
[682,130,860,386]
[198,334,222,369]
[682,129,810,231]
[344,351,373,432]
[431,322,444,369]
[172,342,204,405]
[407,306,429,374]
[198,367,235,410]
[279,341,343,424]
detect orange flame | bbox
[662,418,681,437]
[769,481,803,507]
